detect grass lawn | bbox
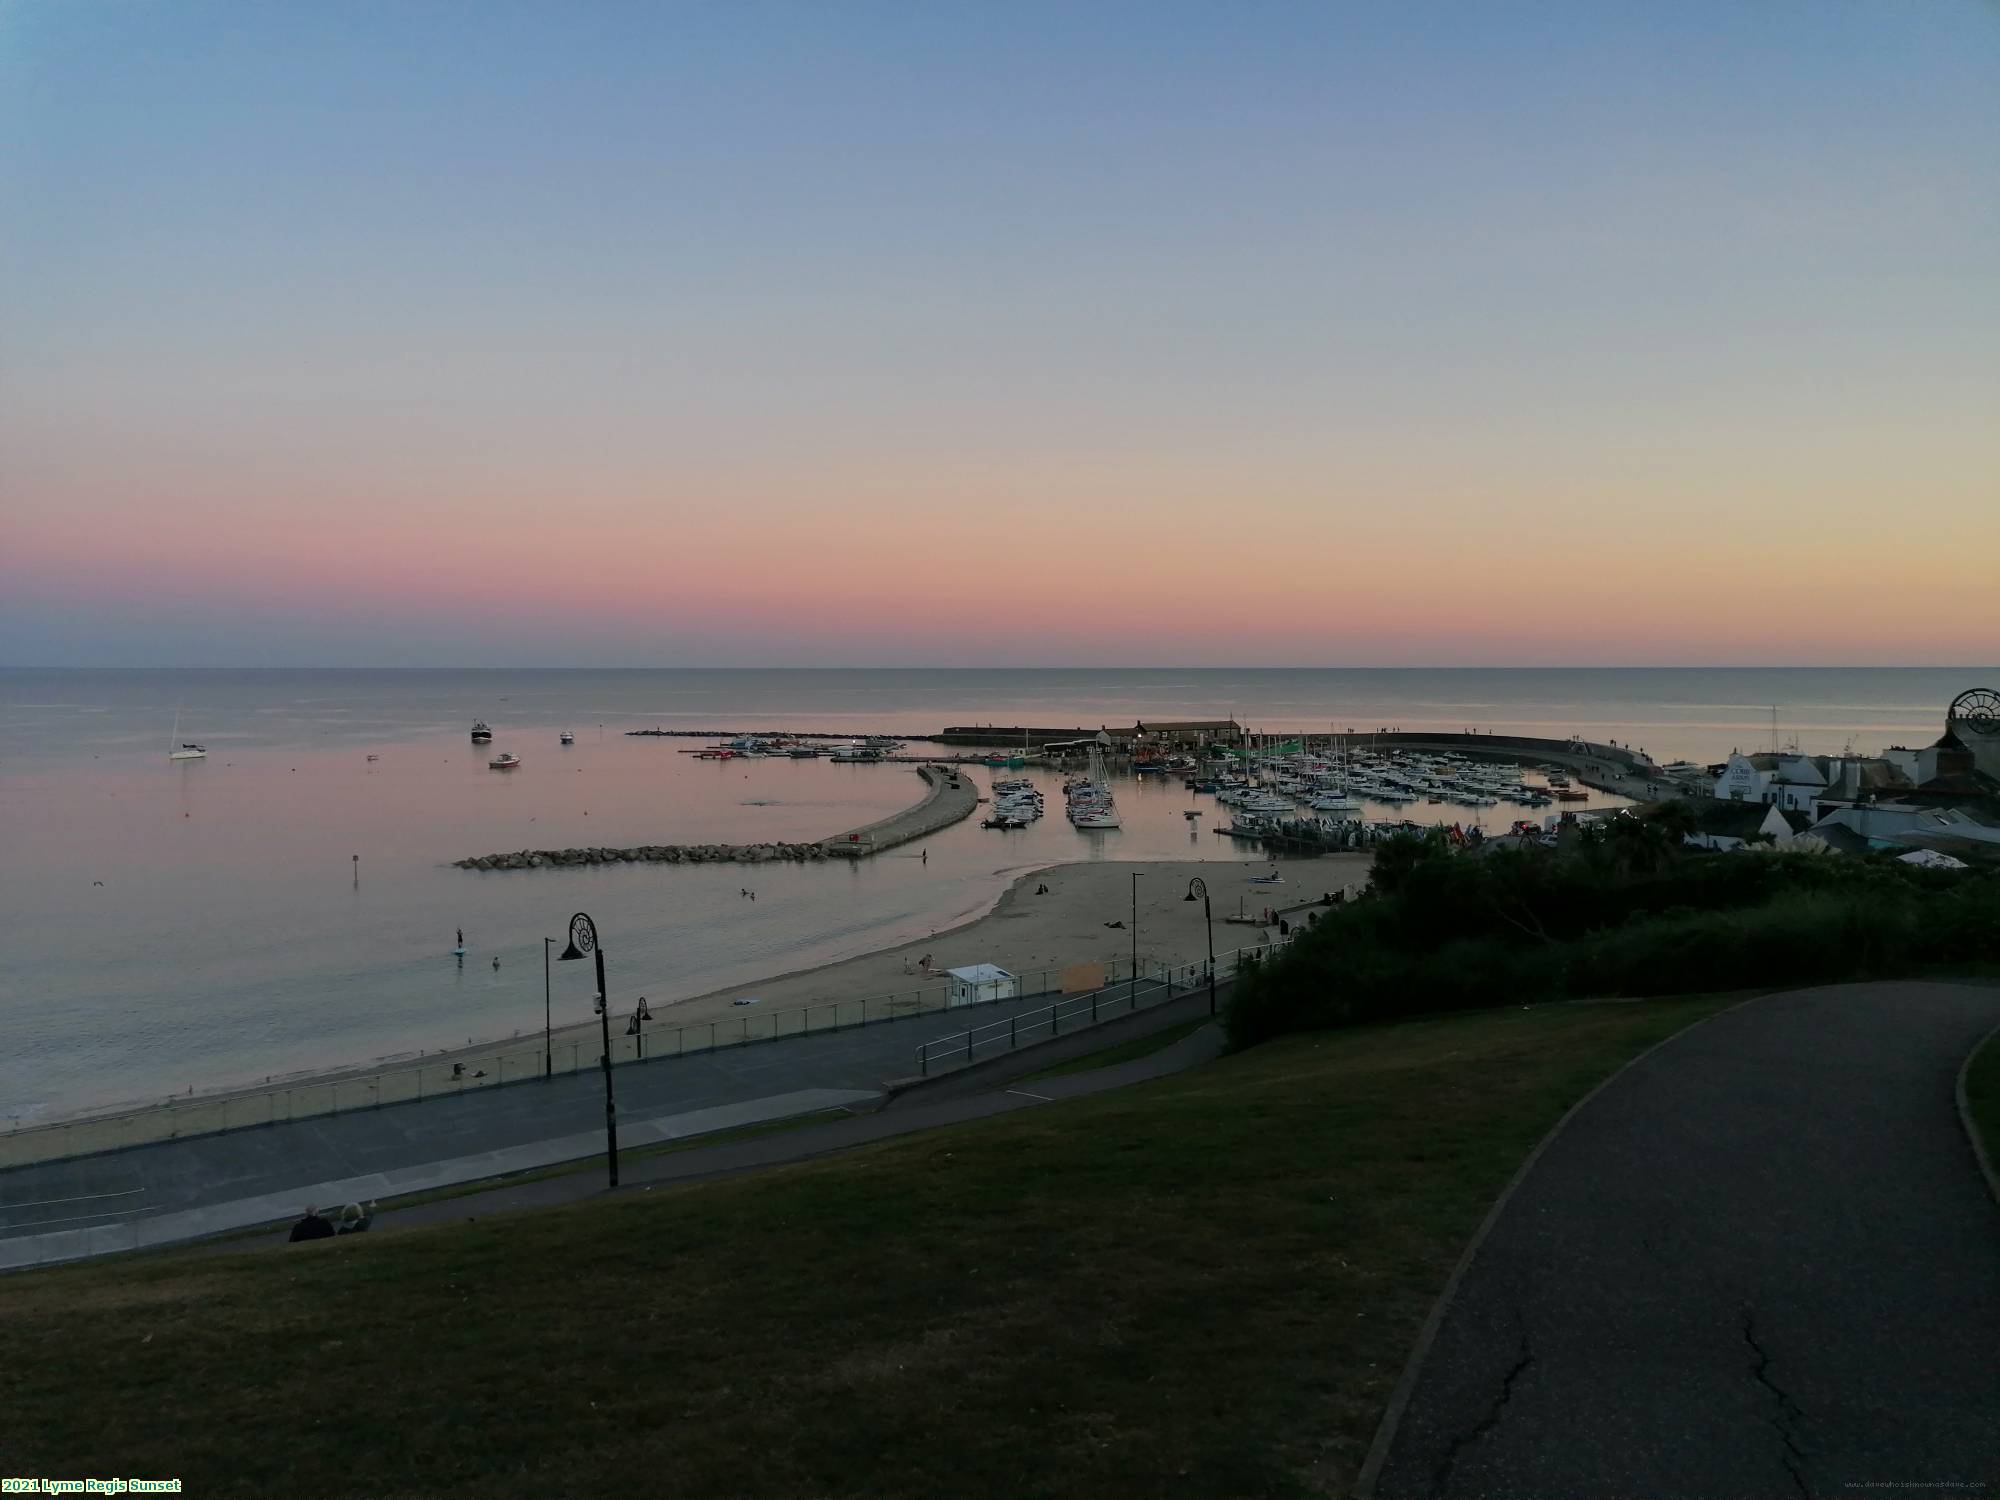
[1021,1017,1213,1081]
[1965,1025,2000,1176]
[3,996,1735,1499]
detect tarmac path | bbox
[1366,980,2000,1499]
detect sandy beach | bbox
[658,853,1373,1019]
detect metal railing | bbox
[913,937,1289,1077]
[0,949,1286,1169]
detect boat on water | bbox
[167,708,206,761]
[830,741,884,763]
[1065,746,1122,828]
[560,731,575,745]
[471,721,493,743]
[489,753,521,770]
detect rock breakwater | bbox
[455,842,829,870]
[453,765,979,871]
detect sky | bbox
[2,1,1996,667]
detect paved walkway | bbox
[1367,981,2000,1499]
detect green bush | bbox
[1226,837,1997,1047]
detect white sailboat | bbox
[168,708,207,761]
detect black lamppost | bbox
[542,936,555,1080]
[558,911,619,1187]
[1184,877,1217,1017]
[1131,871,1140,1006]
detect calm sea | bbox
[0,667,1986,1121]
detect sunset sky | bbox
[3,2,1996,667]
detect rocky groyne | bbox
[456,841,832,870]
[453,766,978,871]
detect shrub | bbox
[1225,837,1998,1046]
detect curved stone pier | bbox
[819,764,977,857]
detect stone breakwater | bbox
[453,766,977,871]
[456,841,833,870]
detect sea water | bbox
[0,666,1983,1119]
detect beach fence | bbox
[912,937,1288,1077]
[0,948,1284,1169]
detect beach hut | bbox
[945,964,1017,1008]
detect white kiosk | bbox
[945,964,1018,1008]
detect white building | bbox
[1713,752,1827,812]
[945,964,1018,1008]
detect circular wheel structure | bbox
[568,912,598,956]
[1948,688,2000,734]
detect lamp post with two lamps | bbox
[1184,877,1217,1017]
[557,911,620,1187]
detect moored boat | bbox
[167,707,206,760]
[489,752,521,770]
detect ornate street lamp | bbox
[558,911,619,1187]
[1184,877,1217,1017]
[541,936,555,1081]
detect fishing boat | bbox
[489,753,521,770]
[560,731,575,746]
[470,721,493,743]
[167,708,206,761]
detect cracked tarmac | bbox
[1368,981,2000,1498]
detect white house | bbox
[945,964,1017,1008]
[1712,752,1830,813]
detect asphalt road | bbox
[1369,980,2000,1499]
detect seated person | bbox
[289,1204,335,1243]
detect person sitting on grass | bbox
[334,1201,377,1235]
[289,1205,335,1243]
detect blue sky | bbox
[3,2,1996,666]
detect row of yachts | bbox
[982,765,1124,831]
[1196,750,1584,836]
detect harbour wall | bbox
[820,765,978,856]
